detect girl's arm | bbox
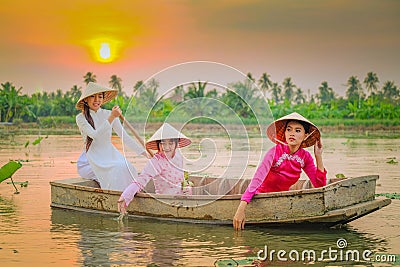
[314,139,324,172]
[76,113,111,140]
[233,201,248,230]
[303,140,327,188]
[240,146,276,203]
[120,156,161,206]
[111,115,146,156]
[233,146,276,230]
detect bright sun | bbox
[88,39,120,63]
[99,43,111,60]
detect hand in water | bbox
[117,198,127,221]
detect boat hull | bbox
[50,175,391,226]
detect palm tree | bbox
[246,72,255,83]
[56,89,63,98]
[270,82,281,104]
[30,91,51,117]
[222,80,258,118]
[172,85,184,102]
[49,91,56,100]
[317,81,336,104]
[382,81,398,101]
[83,72,97,85]
[184,81,208,100]
[139,78,159,104]
[184,81,220,117]
[363,72,379,96]
[294,88,306,105]
[282,77,295,103]
[133,80,144,96]
[109,75,123,96]
[49,89,66,116]
[0,82,24,122]
[258,72,273,96]
[68,85,82,102]
[346,76,363,108]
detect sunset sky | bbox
[0,0,399,96]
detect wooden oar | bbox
[119,115,154,157]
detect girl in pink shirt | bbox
[233,112,327,230]
[117,123,191,217]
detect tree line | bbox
[0,71,398,125]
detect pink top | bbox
[121,151,185,206]
[241,143,327,203]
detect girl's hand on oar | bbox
[111,106,122,118]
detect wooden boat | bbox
[50,175,391,227]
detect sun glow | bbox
[88,38,122,63]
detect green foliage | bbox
[37,116,76,127]
[0,161,22,183]
[215,257,257,267]
[6,181,28,187]
[386,157,398,164]
[375,193,400,199]
[220,80,260,119]
[181,171,194,188]
[32,136,44,145]
[151,98,175,118]
[0,71,399,127]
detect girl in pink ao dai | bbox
[233,112,327,230]
[118,123,192,216]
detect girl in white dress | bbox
[75,82,147,191]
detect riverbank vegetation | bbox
[1,71,399,136]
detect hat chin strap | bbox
[302,130,315,142]
[274,138,287,146]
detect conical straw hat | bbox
[76,82,118,110]
[146,123,192,150]
[266,112,320,148]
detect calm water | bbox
[0,134,399,267]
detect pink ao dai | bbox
[121,150,186,206]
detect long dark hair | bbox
[83,102,95,152]
[82,92,106,151]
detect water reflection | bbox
[1,135,399,266]
[0,196,16,214]
[0,196,18,230]
[50,208,384,266]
